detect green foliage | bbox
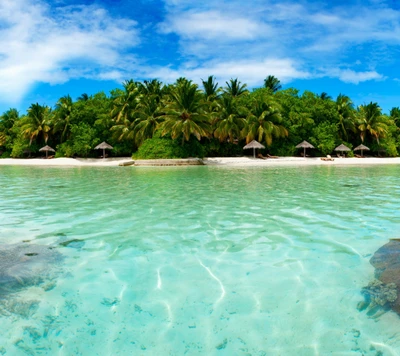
[357,102,388,143]
[243,90,287,146]
[310,122,339,155]
[3,76,400,158]
[269,141,296,157]
[372,136,398,157]
[223,78,248,97]
[133,137,205,159]
[160,80,211,142]
[10,135,31,158]
[21,103,52,145]
[56,123,98,157]
[112,142,135,157]
[202,75,220,100]
[263,75,281,93]
[133,137,185,159]
[203,139,244,157]
[0,109,19,149]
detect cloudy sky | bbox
[1,0,400,114]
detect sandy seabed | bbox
[0,156,400,167]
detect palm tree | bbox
[160,81,211,143]
[139,79,164,98]
[111,118,136,142]
[0,109,19,147]
[336,94,356,140]
[243,97,288,146]
[77,93,90,101]
[319,92,332,100]
[53,95,73,142]
[132,95,164,146]
[110,80,141,124]
[202,76,220,100]
[22,103,52,144]
[223,78,248,97]
[0,108,19,130]
[357,102,388,143]
[213,95,246,142]
[390,107,400,127]
[264,75,282,93]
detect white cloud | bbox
[325,68,384,84]
[158,0,400,84]
[1,0,396,108]
[159,10,271,40]
[0,0,139,104]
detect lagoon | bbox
[1,165,400,355]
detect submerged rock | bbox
[360,239,400,316]
[359,280,397,317]
[0,243,62,297]
[58,239,85,249]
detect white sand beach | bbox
[203,156,400,167]
[1,156,400,167]
[0,157,132,167]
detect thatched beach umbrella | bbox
[39,145,55,159]
[354,144,370,157]
[243,140,265,158]
[334,144,351,157]
[296,140,315,158]
[94,141,113,159]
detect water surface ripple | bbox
[1,165,400,355]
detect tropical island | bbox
[0,76,398,160]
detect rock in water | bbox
[367,239,400,315]
[0,243,62,297]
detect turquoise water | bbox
[0,165,400,355]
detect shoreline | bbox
[1,156,400,167]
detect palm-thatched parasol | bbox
[243,140,265,158]
[39,145,55,159]
[295,140,315,158]
[94,141,113,159]
[354,144,370,157]
[334,144,351,157]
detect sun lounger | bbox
[257,153,267,160]
[320,155,334,161]
[267,154,279,159]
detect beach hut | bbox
[243,140,265,158]
[354,144,370,157]
[334,144,351,157]
[94,141,113,159]
[39,145,55,159]
[296,140,314,158]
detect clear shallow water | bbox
[0,165,400,355]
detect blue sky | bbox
[1,0,400,114]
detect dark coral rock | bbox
[0,243,63,297]
[368,239,400,314]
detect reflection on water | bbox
[0,165,400,354]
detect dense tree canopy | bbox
[0,75,399,159]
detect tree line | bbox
[0,75,399,159]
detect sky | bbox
[1,0,400,114]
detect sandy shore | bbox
[1,156,400,167]
[0,157,133,167]
[203,156,400,167]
